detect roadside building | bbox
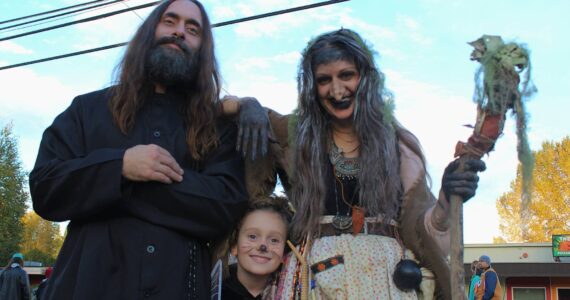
[465,240,570,300]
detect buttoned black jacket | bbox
[29,87,248,300]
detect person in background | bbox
[476,255,502,300]
[0,252,31,300]
[34,266,52,300]
[468,260,481,300]
[28,1,248,299]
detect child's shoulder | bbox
[221,264,259,300]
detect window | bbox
[512,287,546,300]
[558,288,570,300]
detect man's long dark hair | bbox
[109,0,220,160]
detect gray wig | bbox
[290,28,427,240]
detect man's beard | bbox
[147,36,199,88]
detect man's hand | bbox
[442,158,487,202]
[235,97,270,160]
[122,144,184,184]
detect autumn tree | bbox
[496,136,570,242]
[20,211,64,265]
[0,123,29,261]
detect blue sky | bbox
[1,0,569,244]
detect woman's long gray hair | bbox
[290,29,426,240]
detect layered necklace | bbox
[329,135,365,234]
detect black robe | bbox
[29,87,248,300]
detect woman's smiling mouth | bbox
[328,97,353,109]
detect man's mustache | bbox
[154,36,192,55]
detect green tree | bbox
[496,136,570,242]
[0,123,29,262]
[20,211,63,266]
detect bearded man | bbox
[29,1,248,299]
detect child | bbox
[222,196,292,300]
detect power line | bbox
[0,43,128,71]
[214,0,348,27]
[0,1,160,42]
[0,0,109,25]
[121,1,144,21]
[0,0,350,71]
[0,1,129,35]
[0,0,125,32]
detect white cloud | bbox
[224,75,298,115]
[385,69,476,171]
[376,48,406,61]
[410,32,433,47]
[464,199,502,243]
[51,1,158,61]
[396,14,433,47]
[0,41,34,55]
[303,8,399,60]
[233,51,300,72]
[233,12,304,38]
[212,6,237,20]
[67,0,155,47]
[216,0,307,17]
[18,137,42,173]
[234,3,255,16]
[273,52,300,64]
[229,4,395,40]
[0,67,79,170]
[336,13,396,41]
[236,57,271,70]
[0,67,76,119]
[397,15,420,31]
[384,69,522,243]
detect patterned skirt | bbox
[276,233,419,300]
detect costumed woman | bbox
[223,28,485,299]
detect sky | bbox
[1,0,569,244]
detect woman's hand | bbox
[441,158,486,202]
[221,96,270,160]
[431,158,486,231]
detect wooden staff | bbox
[450,35,535,299]
[287,238,311,300]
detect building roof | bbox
[463,243,570,279]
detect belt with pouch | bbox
[318,215,398,238]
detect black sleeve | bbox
[21,270,31,300]
[30,93,248,240]
[35,281,44,300]
[29,96,126,222]
[123,123,248,240]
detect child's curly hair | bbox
[228,194,293,250]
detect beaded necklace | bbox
[329,142,359,180]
